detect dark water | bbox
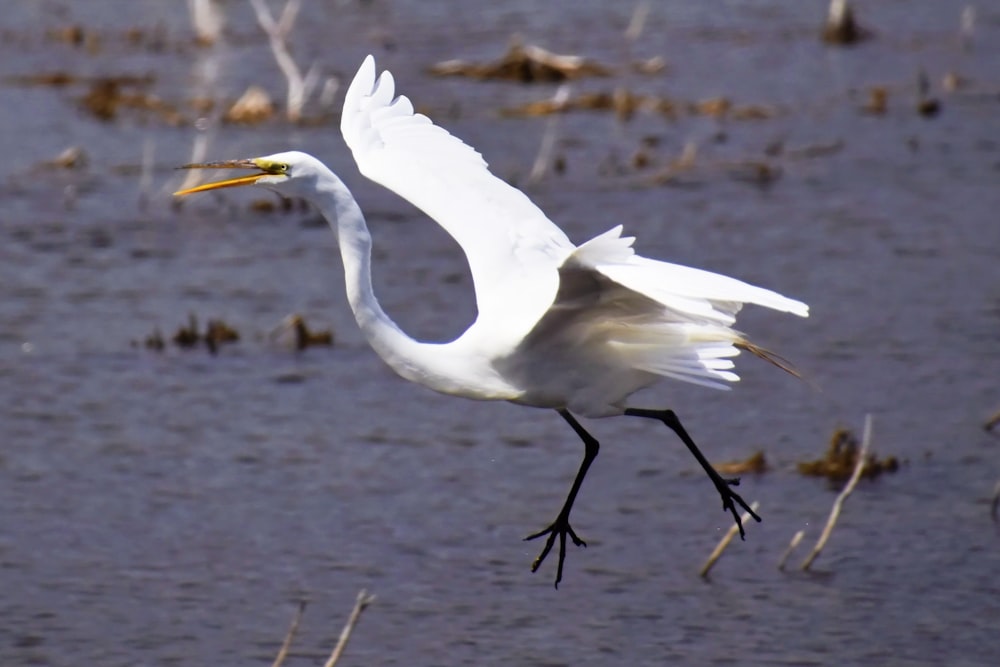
[2,2,999,665]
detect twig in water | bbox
[324,589,376,667]
[800,414,873,570]
[186,0,224,46]
[699,501,760,578]
[624,1,651,43]
[527,84,571,184]
[777,529,805,571]
[271,600,306,667]
[248,0,321,122]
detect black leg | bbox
[623,407,761,538]
[524,409,598,588]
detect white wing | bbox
[341,55,575,341]
[509,225,808,401]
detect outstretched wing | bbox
[341,55,574,341]
[514,225,809,394]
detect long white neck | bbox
[313,171,423,373]
[308,167,517,400]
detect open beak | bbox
[173,160,268,195]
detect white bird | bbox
[175,55,809,587]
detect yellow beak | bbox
[173,160,268,195]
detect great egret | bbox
[175,55,809,587]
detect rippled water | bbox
[2,2,999,665]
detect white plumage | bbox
[176,55,808,587]
[340,55,806,408]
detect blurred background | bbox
[1,1,998,665]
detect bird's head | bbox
[174,150,326,199]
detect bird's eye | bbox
[279,164,289,173]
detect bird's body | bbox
[176,55,808,586]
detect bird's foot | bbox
[524,515,586,588]
[714,475,760,539]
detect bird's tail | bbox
[606,322,744,390]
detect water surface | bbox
[2,2,999,665]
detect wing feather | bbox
[341,56,574,341]
[511,225,808,393]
